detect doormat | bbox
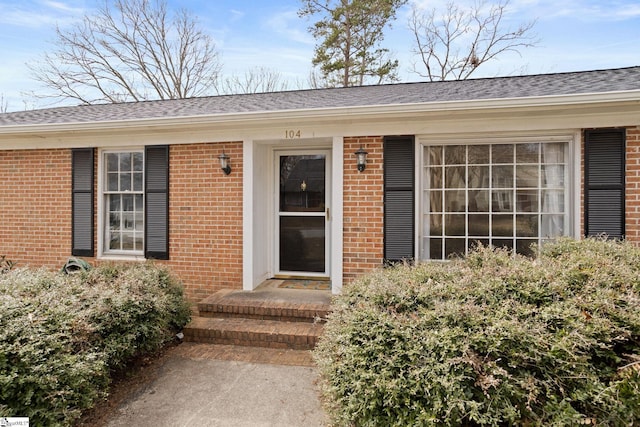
[278,280,331,291]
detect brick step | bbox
[197,289,330,323]
[183,316,324,350]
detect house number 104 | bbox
[285,129,302,139]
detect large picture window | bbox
[103,151,144,254]
[422,141,569,260]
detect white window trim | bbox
[97,147,146,261]
[416,131,580,261]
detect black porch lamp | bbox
[354,146,368,172]
[218,152,231,175]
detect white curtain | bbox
[540,143,564,237]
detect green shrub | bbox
[0,262,191,426]
[314,238,640,426]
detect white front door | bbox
[276,150,331,277]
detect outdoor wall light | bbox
[218,152,231,175]
[354,146,368,172]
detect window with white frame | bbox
[421,140,569,260]
[103,151,144,254]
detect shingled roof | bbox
[1,66,639,127]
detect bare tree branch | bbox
[214,67,294,94]
[28,0,221,104]
[409,0,538,81]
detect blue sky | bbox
[0,0,638,111]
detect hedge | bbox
[0,262,191,426]
[314,238,640,426]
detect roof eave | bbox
[0,90,638,135]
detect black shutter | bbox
[71,148,94,257]
[384,136,415,261]
[585,129,625,239]
[145,145,169,259]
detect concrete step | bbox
[197,289,331,323]
[183,316,324,350]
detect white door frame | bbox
[243,137,343,294]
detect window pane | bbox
[542,165,564,187]
[542,142,564,163]
[445,214,466,236]
[279,155,326,212]
[468,166,489,188]
[120,153,131,171]
[123,213,134,230]
[108,173,119,192]
[133,172,143,192]
[469,190,489,212]
[492,214,513,237]
[516,143,539,163]
[109,195,120,211]
[429,238,442,259]
[428,146,443,166]
[135,213,144,231]
[445,145,466,164]
[542,190,564,213]
[541,214,564,237]
[516,214,538,237]
[516,165,538,188]
[492,165,513,188]
[122,194,134,211]
[109,233,121,250]
[429,191,443,212]
[121,232,134,250]
[107,153,119,172]
[516,190,538,212]
[492,190,513,212]
[492,144,513,163]
[445,190,466,212]
[468,145,489,164]
[133,152,144,171]
[428,167,442,187]
[120,173,132,191]
[134,234,144,251]
[109,212,120,229]
[445,166,466,188]
[135,194,144,211]
[430,214,443,235]
[445,238,465,258]
[468,214,489,236]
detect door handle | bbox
[326,207,330,221]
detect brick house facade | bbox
[1,67,639,301]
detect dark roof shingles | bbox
[1,66,639,126]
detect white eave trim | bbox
[0,90,639,135]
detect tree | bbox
[299,0,408,87]
[409,0,537,81]
[29,0,221,104]
[215,67,294,94]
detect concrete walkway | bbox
[106,343,327,427]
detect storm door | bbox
[276,151,330,276]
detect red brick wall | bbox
[0,143,243,302]
[342,137,385,282]
[166,142,243,301]
[0,149,72,267]
[626,126,640,242]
